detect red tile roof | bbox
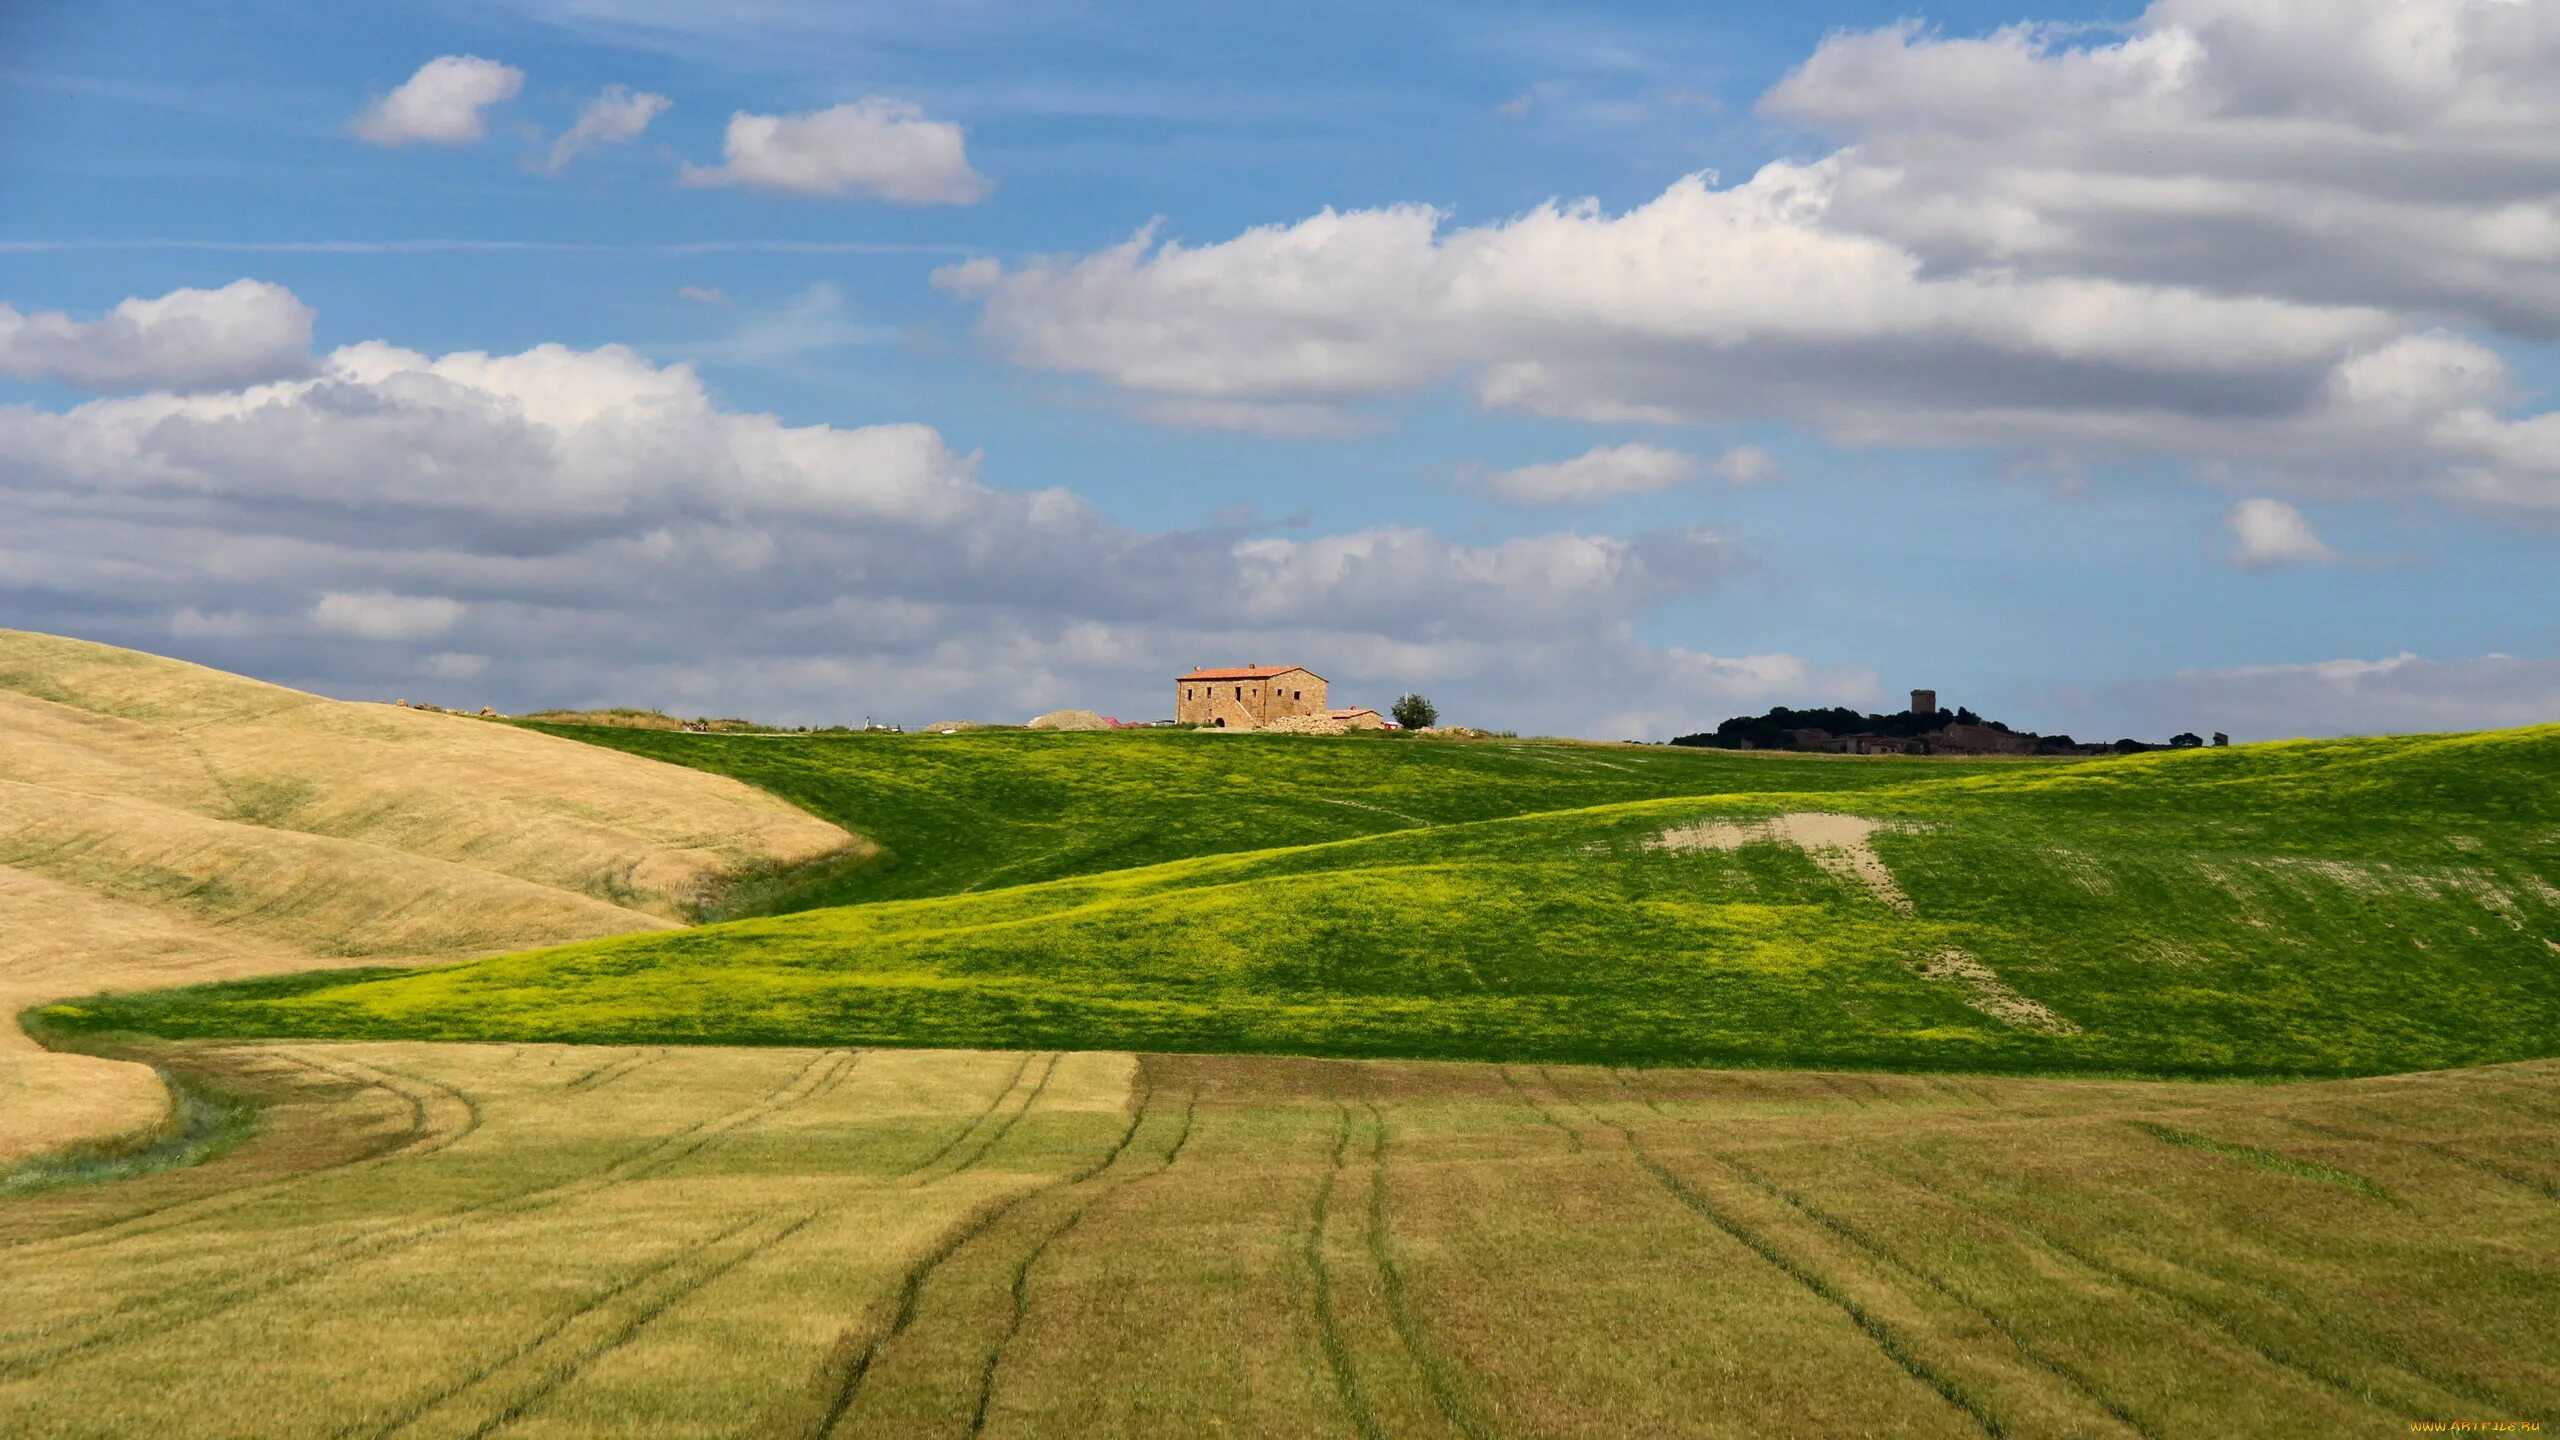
[1177,664,1321,681]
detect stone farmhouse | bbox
[1177,664,1326,729]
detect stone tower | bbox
[1911,688,1937,717]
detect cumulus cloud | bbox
[676,286,731,305]
[1762,1,2560,332]
[311,591,465,640]
[680,100,990,204]
[2226,497,2337,568]
[2087,651,2560,741]
[351,55,524,146]
[937,0,2560,512]
[0,281,313,392]
[0,313,1805,734]
[544,84,671,172]
[1463,442,1701,505]
[1706,445,1785,485]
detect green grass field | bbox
[50,726,2560,1078]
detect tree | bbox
[2170,731,2204,748]
[1391,693,1437,730]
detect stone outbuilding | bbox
[1327,707,1386,730]
[1177,664,1327,730]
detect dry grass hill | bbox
[0,629,856,1162]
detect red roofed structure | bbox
[1176,663,1326,729]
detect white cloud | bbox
[1761,1,2560,331]
[1463,442,1701,505]
[0,308,1789,734]
[2226,497,2337,568]
[0,281,313,393]
[1706,445,1784,485]
[679,100,990,204]
[2093,651,2560,741]
[685,282,895,368]
[936,0,2560,513]
[544,84,671,172]
[351,55,525,147]
[311,591,465,640]
[676,286,731,305]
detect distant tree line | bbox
[1670,705,2185,756]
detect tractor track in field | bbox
[0,1050,475,1258]
[1512,1069,2005,1439]
[1305,1094,1386,1440]
[1357,1095,1497,1440]
[1584,1069,2160,1440]
[0,1050,856,1380]
[558,1048,662,1093]
[339,1205,818,1440]
[1852,1141,2479,1422]
[805,1052,1078,1438]
[964,1069,1199,1438]
[2271,1112,2560,1204]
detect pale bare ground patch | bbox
[1646,814,2080,1033]
[1646,812,1922,915]
[4,1044,2553,1437]
[0,629,859,1163]
[1912,951,2082,1035]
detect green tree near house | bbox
[1391,693,1438,730]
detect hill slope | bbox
[527,724,1936,914]
[62,725,2560,1078]
[0,629,855,1160]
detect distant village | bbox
[1673,689,2225,757]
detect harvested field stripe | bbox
[1360,1097,1496,1440]
[935,1054,1060,1180]
[1599,1073,2154,1438]
[966,1070,1192,1437]
[2272,1113,2560,1204]
[898,1053,1036,1179]
[1501,1066,1582,1151]
[810,1057,1133,1439]
[1531,1086,2004,1439]
[0,1051,854,1376]
[0,1052,446,1256]
[2128,1121,2395,1201]
[1306,1094,1386,1440]
[1858,1144,2434,1418]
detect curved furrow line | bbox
[0,1050,851,1381]
[805,1055,1111,1439]
[895,1054,1038,1181]
[0,1051,450,1259]
[924,1055,1061,1185]
[964,1072,1187,1436]
[1521,1082,2002,1439]
[1305,1093,1386,1440]
[2271,1113,2560,1205]
[373,1209,824,1440]
[1597,1072,2153,1439]
[1498,1066,1582,1152]
[1358,1097,1496,1440]
[558,1049,661,1094]
[1854,1143,2443,1422]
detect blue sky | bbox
[3,0,2554,738]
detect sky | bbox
[2,0,2555,740]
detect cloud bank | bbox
[0,283,1831,734]
[938,0,2560,511]
[0,280,313,392]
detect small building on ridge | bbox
[1177,664,1327,730]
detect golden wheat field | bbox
[0,629,853,1162]
[2,1040,2553,1439]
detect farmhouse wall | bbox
[1176,668,1327,730]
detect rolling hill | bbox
[0,629,855,1161]
[56,721,2560,1079]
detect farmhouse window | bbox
[1235,686,1243,700]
